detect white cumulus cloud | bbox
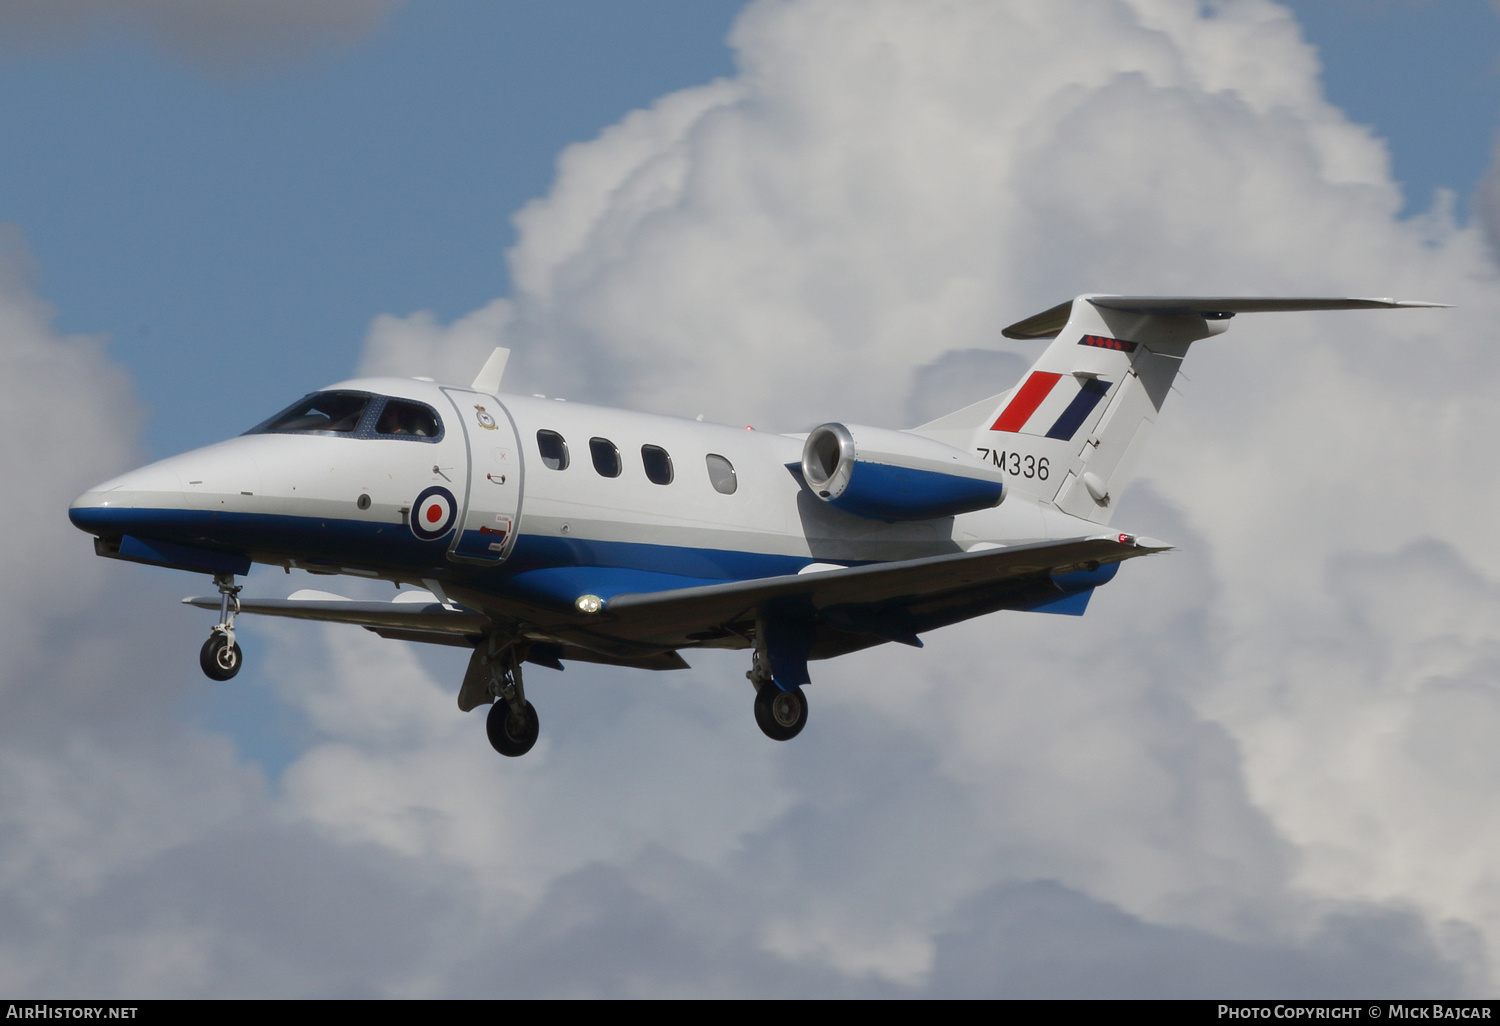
[10,0,1500,997]
[350,0,1500,994]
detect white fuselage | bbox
[69,377,1092,611]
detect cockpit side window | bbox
[374,399,441,440]
[251,392,371,435]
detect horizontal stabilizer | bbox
[1003,295,1448,339]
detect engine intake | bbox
[800,423,1004,521]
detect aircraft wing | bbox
[180,589,690,669]
[593,533,1170,650]
[182,591,489,638]
[185,535,1168,663]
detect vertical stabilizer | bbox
[912,294,1441,525]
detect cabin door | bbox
[441,387,523,565]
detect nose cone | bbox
[68,442,262,578]
[68,459,189,537]
[68,486,117,534]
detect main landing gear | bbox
[200,574,243,681]
[754,685,808,741]
[481,644,540,758]
[747,632,808,742]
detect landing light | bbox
[575,594,604,614]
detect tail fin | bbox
[912,295,1444,525]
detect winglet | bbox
[471,347,511,393]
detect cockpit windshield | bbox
[247,391,443,442]
[254,392,370,434]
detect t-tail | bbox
[912,294,1445,525]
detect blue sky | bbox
[8,0,1500,999]
[0,1,1493,457]
[1,0,745,455]
[1289,0,1500,221]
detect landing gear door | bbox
[441,388,523,565]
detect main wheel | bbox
[199,635,242,681]
[754,685,807,741]
[487,699,540,757]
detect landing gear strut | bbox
[200,574,243,681]
[482,643,540,757]
[747,626,808,741]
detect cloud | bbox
[1480,134,1500,263]
[347,0,1500,994]
[0,226,139,665]
[0,0,401,71]
[12,0,1500,997]
[927,878,1474,999]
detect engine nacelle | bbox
[799,423,1004,521]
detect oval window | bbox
[590,437,621,478]
[537,430,569,470]
[642,444,674,485]
[706,453,737,495]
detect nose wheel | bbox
[200,634,243,681]
[200,574,244,681]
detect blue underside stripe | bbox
[70,506,813,590]
[118,534,251,576]
[71,507,1121,613]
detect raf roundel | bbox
[410,485,458,542]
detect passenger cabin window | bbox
[252,392,370,435]
[375,399,440,439]
[590,437,621,478]
[642,444,674,485]
[537,430,569,470]
[706,453,737,495]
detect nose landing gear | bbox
[199,574,243,681]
